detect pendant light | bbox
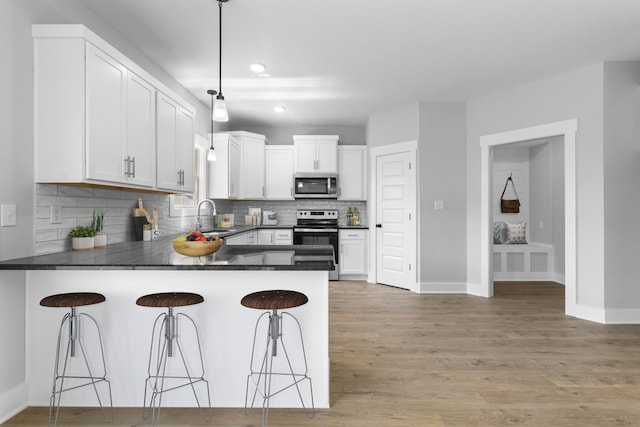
[207,89,217,162]
[213,0,229,122]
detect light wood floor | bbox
[5,281,640,426]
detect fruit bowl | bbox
[173,239,222,257]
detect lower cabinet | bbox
[226,229,292,246]
[225,230,257,245]
[339,229,367,277]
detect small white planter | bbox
[94,234,107,248]
[71,237,94,251]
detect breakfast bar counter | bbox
[0,238,333,409]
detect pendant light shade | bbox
[213,0,229,122]
[213,95,229,122]
[207,89,217,162]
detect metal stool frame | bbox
[245,309,315,426]
[142,307,212,426]
[48,307,113,426]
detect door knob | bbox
[376,224,382,228]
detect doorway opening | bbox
[479,119,577,317]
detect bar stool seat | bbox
[136,292,204,308]
[241,290,308,311]
[40,292,112,426]
[242,289,314,426]
[136,291,210,426]
[40,292,105,308]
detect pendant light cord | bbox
[218,0,223,98]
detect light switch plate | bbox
[434,200,444,210]
[51,205,62,224]
[1,204,17,227]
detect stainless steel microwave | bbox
[294,173,338,199]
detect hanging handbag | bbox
[500,174,520,213]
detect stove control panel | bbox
[296,209,338,219]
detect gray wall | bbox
[217,124,366,146]
[467,63,606,310]
[418,102,467,286]
[529,143,551,244]
[366,103,420,148]
[366,101,466,288]
[603,61,640,313]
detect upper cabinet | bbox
[293,135,338,173]
[265,146,294,199]
[156,93,195,192]
[338,146,367,200]
[208,131,265,199]
[33,24,195,192]
[207,134,240,199]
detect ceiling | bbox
[79,0,640,129]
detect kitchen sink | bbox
[204,229,236,236]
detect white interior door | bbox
[375,150,416,290]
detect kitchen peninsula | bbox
[0,237,333,409]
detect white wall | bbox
[493,146,530,236]
[467,63,606,314]
[602,61,640,318]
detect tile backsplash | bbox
[35,184,366,255]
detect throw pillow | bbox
[506,222,527,244]
[493,221,508,244]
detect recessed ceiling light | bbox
[249,62,266,73]
[273,106,286,113]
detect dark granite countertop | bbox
[0,236,335,271]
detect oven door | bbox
[293,228,339,279]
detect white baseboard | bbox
[553,273,566,284]
[0,382,28,424]
[604,308,640,324]
[418,282,467,294]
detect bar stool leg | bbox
[245,309,315,427]
[142,308,211,426]
[48,308,113,426]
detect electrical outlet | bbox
[434,200,444,210]
[51,205,62,224]
[539,221,544,229]
[1,204,17,227]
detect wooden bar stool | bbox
[136,292,211,426]
[241,289,315,426]
[39,292,113,426]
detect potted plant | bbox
[68,225,96,250]
[91,210,107,248]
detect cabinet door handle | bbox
[124,156,130,177]
[177,170,181,185]
[131,156,136,178]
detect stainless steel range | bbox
[293,209,339,280]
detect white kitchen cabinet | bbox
[208,132,265,199]
[338,146,367,200]
[339,229,367,277]
[265,146,294,199]
[238,132,266,199]
[33,24,193,191]
[207,134,240,199]
[293,135,338,173]
[156,92,195,192]
[85,46,156,187]
[225,230,257,245]
[258,229,293,245]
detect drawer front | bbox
[274,229,292,240]
[339,229,366,240]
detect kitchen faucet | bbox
[196,199,217,232]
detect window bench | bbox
[493,242,554,281]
